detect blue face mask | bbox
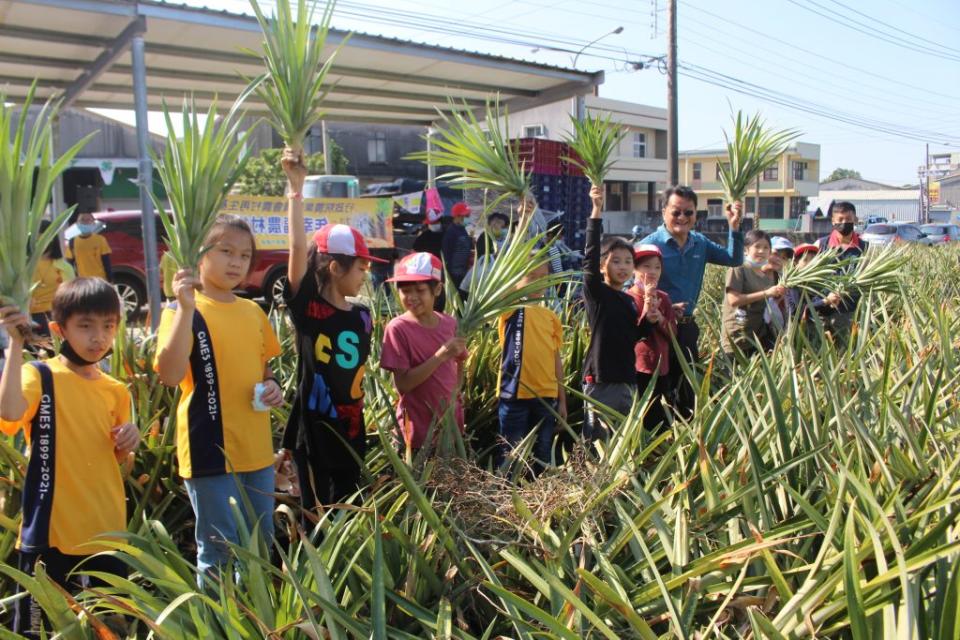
[77,223,98,235]
[745,257,767,269]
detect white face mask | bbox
[428,223,442,232]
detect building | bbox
[809,177,920,222]
[678,143,821,228]
[24,108,166,214]
[503,95,668,212]
[938,171,960,211]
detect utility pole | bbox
[667,0,679,185]
[924,143,930,223]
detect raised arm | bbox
[706,201,745,266]
[155,270,200,387]
[0,308,29,422]
[582,185,606,298]
[283,147,309,297]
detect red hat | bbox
[451,202,471,217]
[794,243,819,257]
[387,252,443,283]
[313,224,387,263]
[633,243,663,262]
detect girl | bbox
[627,244,676,434]
[155,215,283,577]
[30,220,75,337]
[279,147,385,514]
[380,252,467,452]
[721,230,786,359]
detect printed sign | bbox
[219,195,394,249]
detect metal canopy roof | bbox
[0,0,604,126]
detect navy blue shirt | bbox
[640,226,744,316]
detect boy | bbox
[497,261,566,474]
[442,202,474,289]
[582,185,647,441]
[0,278,139,636]
[65,212,113,282]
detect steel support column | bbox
[131,31,161,328]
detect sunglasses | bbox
[667,208,696,218]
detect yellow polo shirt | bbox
[66,234,111,280]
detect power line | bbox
[679,0,960,102]
[785,0,960,63]
[821,0,960,56]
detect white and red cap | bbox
[313,223,387,263]
[387,252,443,283]
[633,243,663,262]
[794,243,819,257]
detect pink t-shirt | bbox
[380,312,464,449]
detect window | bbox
[367,132,387,164]
[706,198,723,217]
[763,165,779,181]
[716,162,730,180]
[692,162,702,180]
[793,161,807,181]
[633,132,646,158]
[523,124,547,138]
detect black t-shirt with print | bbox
[281,275,372,467]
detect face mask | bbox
[77,223,98,235]
[745,257,767,269]
[493,228,507,239]
[428,223,442,233]
[833,222,855,236]
[59,340,111,366]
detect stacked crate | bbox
[515,138,593,252]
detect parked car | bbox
[920,223,960,244]
[93,211,288,316]
[860,222,935,247]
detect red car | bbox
[93,211,289,316]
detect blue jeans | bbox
[184,466,275,576]
[498,398,557,472]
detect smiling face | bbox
[662,194,697,238]
[633,255,662,286]
[602,247,634,289]
[200,226,254,292]
[398,281,442,318]
[745,238,771,264]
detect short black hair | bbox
[744,229,770,247]
[38,220,63,260]
[51,277,121,325]
[663,185,698,207]
[600,237,634,262]
[831,201,857,216]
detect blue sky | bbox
[103,0,960,185]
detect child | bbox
[0,278,139,636]
[497,261,566,474]
[277,147,385,512]
[721,230,786,358]
[65,212,112,282]
[442,202,474,289]
[627,244,677,434]
[785,243,820,318]
[582,185,647,441]
[155,215,283,577]
[30,220,75,337]
[380,252,467,451]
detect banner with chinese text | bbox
[220,195,394,249]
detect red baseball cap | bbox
[387,252,443,283]
[794,243,819,257]
[313,224,387,263]
[451,202,471,217]
[633,243,663,262]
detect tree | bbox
[824,167,862,182]
[234,144,349,196]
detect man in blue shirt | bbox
[639,185,744,417]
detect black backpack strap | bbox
[20,362,56,551]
